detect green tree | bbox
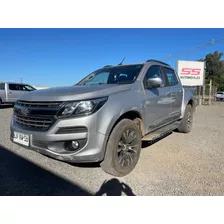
[198,51,224,90]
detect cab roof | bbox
[102,59,171,68]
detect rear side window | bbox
[9,84,20,91]
[163,67,178,86]
[0,83,5,90]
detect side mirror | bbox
[146,77,163,89]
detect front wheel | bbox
[100,119,142,177]
[178,104,193,133]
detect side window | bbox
[163,67,178,86]
[9,84,20,91]
[145,65,166,86]
[20,85,28,91]
[0,83,5,90]
[21,85,35,91]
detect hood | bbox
[19,84,131,102]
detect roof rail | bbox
[103,65,112,68]
[146,59,170,66]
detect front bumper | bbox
[10,114,107,163]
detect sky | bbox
[0,28,224,87]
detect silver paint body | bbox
[0,82,34,103]
[10,61,196,162]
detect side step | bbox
[142,121,180,141]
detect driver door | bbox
[143,65,172,133]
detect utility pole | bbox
[202,84,205,105]
[21,78,23,83]
[208,79,212,105]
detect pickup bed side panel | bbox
[0,90,6,103]
[180,87,196,119]
[0,83,6,103]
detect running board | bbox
[142,121,180,141]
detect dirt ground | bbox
[0,103,224,195]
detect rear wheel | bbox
[100,119,142,177]
[178,104,193,133]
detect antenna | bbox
[118,57,126,65]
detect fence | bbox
[195,80,218,105]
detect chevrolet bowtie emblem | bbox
[20,108,30,116]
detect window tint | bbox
[163,67,178,86]
[0,83,5,90]
[145,65,166,86]
[78,64,143,86]
[20,85,26,91]
[20,84,36,91]
[84,72,110,86]
[9,84,20,91]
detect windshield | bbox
[77,64,143,86]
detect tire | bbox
[100,119,142,177]
[178,104,193,133]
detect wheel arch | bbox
[109,110,145,137]
[101,110,145,160]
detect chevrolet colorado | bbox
[10,59,196,176]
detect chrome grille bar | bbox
[14,101,61,131]
[17,100,63,108]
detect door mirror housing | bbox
[146,77,163,89]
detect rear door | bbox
[162,67,183,121]
[143,65,172,132]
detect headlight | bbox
[57,97,108,118]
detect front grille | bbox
[14,100,63,131]
[17,101,62,108]
[15,114,54,131]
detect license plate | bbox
[13,132,30,146]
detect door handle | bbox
[166,92,170,96]
[9,92,12,94]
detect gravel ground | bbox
[0,103,224,196]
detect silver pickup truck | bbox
[0,82,36,106]
[10,60,196,177]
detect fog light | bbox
[72,141,79,149]
[64,140,80,151]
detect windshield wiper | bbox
[89,83,106,86]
